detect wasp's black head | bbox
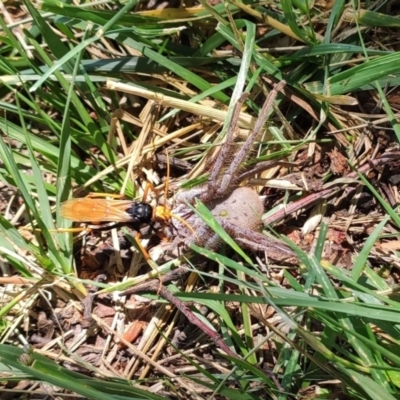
[126,202,153,225]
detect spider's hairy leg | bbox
[236,160,299,184]
[203,92,250,201]
[221,221,296,263]
[174,93,250,207]
[175,187,207,205]
[215,81,286,198]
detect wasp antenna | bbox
[155,205,198,241]
[165,149,170,201]
[171,213,198,241]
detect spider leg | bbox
[176,93,249,206]
[235,160,299,185]
[220,220,295,263]
[216,81,286,198]
[204,93,250,200]
[183,224,221,251]
[175,187,207,205]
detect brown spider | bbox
[160,81,295,263]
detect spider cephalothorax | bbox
[161,81,295,263]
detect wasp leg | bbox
[141,182,155,203]
[133,232,163,295]
[133,232,150,260]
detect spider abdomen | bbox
[209,187,263,232]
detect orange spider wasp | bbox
[60,150,174,230]
[59,152,192,241]
[59,194,192,242]
[60,197,154,227]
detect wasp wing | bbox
[60,199,135,223]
